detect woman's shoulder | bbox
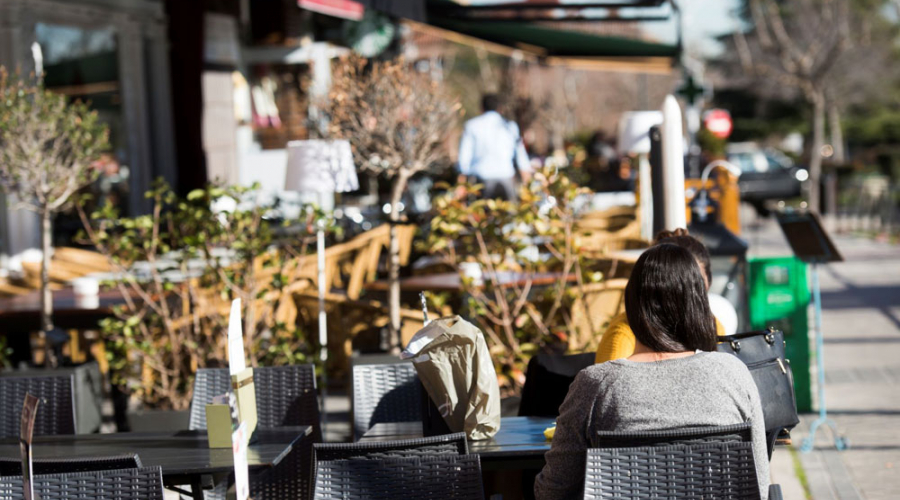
[697,351,754,377]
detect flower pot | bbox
[127,408,190,432]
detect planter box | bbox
[0,362,103,434]
[127,409,190,432]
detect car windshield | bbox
[765,152,791,171]
[728,152,759,173]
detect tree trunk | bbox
[387,173,410,351]
[825,102,843,226]
[828,102,845,164]
[40,208,55,366]
[808,93,825,213]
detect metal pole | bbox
[801,261,847,452]
[317,219,328,435]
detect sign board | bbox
[775,211,843,264]
[20,394,39,500]
[232,422,250,500]
[299,0,364,21]
[703,108,733,139]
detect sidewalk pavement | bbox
[744,211,900,500]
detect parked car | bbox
[726,142,808,215]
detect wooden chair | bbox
[288,223,416,300]
[18,247,111,290]
[568,279,628,352]
[0,278,31,297]
[578,219,650,257]
[293,290,440,381]
[576,206,637,233]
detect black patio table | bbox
[360,416,555,470]
[0,426,312,500]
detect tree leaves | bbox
[0,68,109,213]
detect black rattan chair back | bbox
[313,454,485,500]
[0,466,164,500]
[314,433,467,461]
[351,363,421,441]
[189,365,321,438]
[312,432,468,490]
[0,375,76,438]
[0,453,141,476]
[583,442,761,500]
[518,352,595,418]
[592,422,753,449]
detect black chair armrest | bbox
[769,484,784,500]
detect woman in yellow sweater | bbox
[595,229,725,363]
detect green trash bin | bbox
[748,256,811,413]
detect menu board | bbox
[20,394,40,500]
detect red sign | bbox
[703,109,733,139]
[298,0,364,21]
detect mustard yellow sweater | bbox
[595,312,726,364]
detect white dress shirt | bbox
[458,111,531,180]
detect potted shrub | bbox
[425,167,599,393]
[79,182,324,428]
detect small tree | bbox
[328,56,462,347]
[0,69,108,365]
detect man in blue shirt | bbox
[458,94,532,200]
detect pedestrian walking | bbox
[458,94,532,201]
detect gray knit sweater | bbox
[534,351,769,500]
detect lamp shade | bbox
[284,139,359,194]
[618,111,663,155]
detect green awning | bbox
[430,19,678,59]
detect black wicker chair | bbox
[586,423,783,500]
[311,432,467,492]
[584,442,762,500]
[518,352,595,418]
[351,363,421,441]
[0,454,141,476]
[188,365,321,500]
[0,375,76,438]
[313,454,485,500]
[0,466,164,500]
[189,365,322,439]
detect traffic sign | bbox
[703,109,733,139]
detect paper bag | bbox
[402,316,501,440]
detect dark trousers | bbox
[480,177,517,201]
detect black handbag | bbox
[717,328,800,433]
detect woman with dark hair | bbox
[535,244,769,499]
[594,228,730,364]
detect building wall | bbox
[0,0,176,257]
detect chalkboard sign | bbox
[775,211,843,264]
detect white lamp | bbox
[284,139,358,431]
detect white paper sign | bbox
[227,299,246,376]
[232,422,250,500]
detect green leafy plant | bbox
[79,182,325,410]
[0,68,109,366]
[426,167,598,392]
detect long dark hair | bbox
[625,244,717,352]
[654,228,712,286]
